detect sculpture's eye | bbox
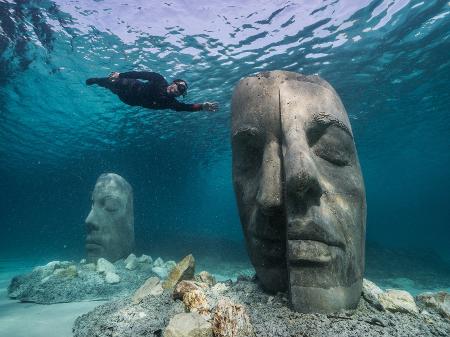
[104,198,120,212]
[311,126,355,166]
[232,130,263,175]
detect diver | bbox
[86,71,219,112]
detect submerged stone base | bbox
[73,278,450,337]
[8,255,175,304]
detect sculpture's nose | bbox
[256,139,282,215]
[85,209,99,232]
[285,152,322,210]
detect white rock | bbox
[152,266,168,279]
[137,254,152,264]
[79,258,86,264]
[45,261,61,269]
[164,312,213,337]
[153,257,164,267]
[105,272,121,284]
[125,254,138,270]
[164,260,177,271]
[132,277,163,303]
[379,289,419,314]
[211,283,229,294]
[417,291,450,319]
[96,258,116,274]
[125,253,137,264]
[34,261,60,277]
[84,263,96,271]
[362,278,384,310]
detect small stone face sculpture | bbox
[85,173,135,263]
[231,71,366,313]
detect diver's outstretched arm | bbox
[171,101,219,112]
[202,102,219,112]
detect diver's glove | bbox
[202,102,219,112]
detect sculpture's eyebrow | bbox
[311,112,353,138]
[232,126,262,139]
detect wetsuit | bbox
[87,71,203,112]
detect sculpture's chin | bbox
[86,243,104,263]
[289,277,362,313]
[253,264,288,293]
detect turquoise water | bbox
[1,0,449,298]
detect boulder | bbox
[362,278,384,310]
[183,289,210,317]
[173,280,208,300]
[152,266,169,279]
[153,257,165,267]
[379,289,419,314]
[83,263,96,271]
[212,297,254,337]
[164,312,213,337]
[125,254,138,270]
[132,276,163,303]
[195,271,216,286]
[416,291,450,319]
[137,254,152,264]
[163,255,195,290]
[33,261,60,278]
[165,260,177,271]
[96,258,116,274]
[105,272,121,284]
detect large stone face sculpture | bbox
[231,71,366,313]
[85,173,135,263]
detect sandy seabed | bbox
[0,259,105,337]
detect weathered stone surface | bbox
[417,291,450,319]
[231,71,366,313]
[379,289,419,314]
[105,272,120,284]
[137,254,152,264]
[362,278,384,310]
[164,312,213,337]
[152,266,169,279]
[183,289,210,317]
[165,260,177,271]
[154,257,165,267]
[125,254,138,270]
[195,271,216,286]
[132,276,163,303]
[173,280,208,300]
[163,254,196,289]
[96,258,116,274]
[212,297,254,337]
[85,173,134,263]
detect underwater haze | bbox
[1,0,450,275]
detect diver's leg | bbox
[86,77,114,88]
[86,77,135,96]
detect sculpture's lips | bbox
[287,218,345,250]
[85,239,102,249]
[287,239,334,264]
